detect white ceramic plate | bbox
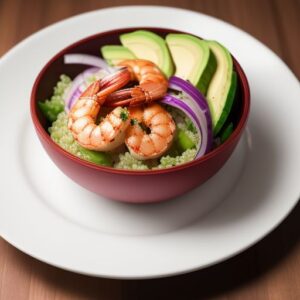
[0,6,299,279]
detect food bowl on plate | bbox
[30,27,250,203]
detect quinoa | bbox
[49,112,82,157]
[114,152,149,170]
[49,112,112,166]
[156,149,197,169]
[46,76,200,170]
[115,148,197,170]
[38,75,71,122]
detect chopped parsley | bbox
[130,118,138,126]
[120,108,129,121]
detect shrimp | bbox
[105,59,168,107]
[68,68,131,151]
[125,103,176,160]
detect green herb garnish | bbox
[130,118,138,125]
[120,108,129,121]
[186,119,197,133]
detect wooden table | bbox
[1,0,299,299]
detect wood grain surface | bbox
[0,0,299,299]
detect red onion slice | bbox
[64,54,113,73]
[162,77,213,158]
[168,76,212,123]
[64,67,105,111]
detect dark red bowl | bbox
[30,28,250,203]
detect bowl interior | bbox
[32,27,247,173]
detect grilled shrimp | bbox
[125,103,176,160]
[68,69,131,151]
[105,59,168,107]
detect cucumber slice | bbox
[101,45,136,66]
[120,30,174,77]
[79,147,112,166]
[176,129,195,152]
[166,34,217,95]
[205,41,237,136]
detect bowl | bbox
[30,27,250,204]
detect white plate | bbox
[0,6,299,279]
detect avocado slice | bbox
[101,45,136,66]
[205,41,237,135]
[166,34,216,95]
[120,30,174,77]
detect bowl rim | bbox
[30,27,250,176]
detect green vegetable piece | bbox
[205,40,237,135]
[186,118,197,133]
[79,147,112,166]
[38,101,64,123]
[101,45,136,66]
[38,74,71,122]
[176,129,195,152]
[220,122,234,143]
[130,118,138,126]
[120,108,129,121]
[120,30,174,77]
[166,33,217,94]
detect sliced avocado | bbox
[166,34,216,95]
[205,41,237,135]
[120,30,174,77]
[101,45,136,66]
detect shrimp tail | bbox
[97,68,131,104]
[105,82,168,107]
[104,60,168,107]
[75,68,131,105]
[104,87,147,107]
[80,80,101,98]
